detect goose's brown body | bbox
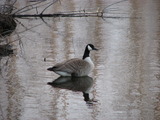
[48,58,93,76]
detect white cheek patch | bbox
[88,45,92,51]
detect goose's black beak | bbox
[47,67,53,71]
[93,47,98,51]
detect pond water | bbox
[0,0,160,120]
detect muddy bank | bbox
[0,44,13,56]
[0,14,16,36]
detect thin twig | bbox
[40,17,53,29]
[13,1,43,14]
[16,23,43,35]
[14,1,53,14]
[102,0,128,13]
[40,0,58,15]
[12,0,17,5]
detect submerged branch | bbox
[12,11,140,19]
[12,11,103,18]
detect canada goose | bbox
[47,44,98,76]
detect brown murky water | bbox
[0,0,160,120]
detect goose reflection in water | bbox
[48,76,96,103]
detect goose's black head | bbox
[83,44,98,59]
[87,44,98,51]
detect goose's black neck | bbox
[82,46,90,59]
